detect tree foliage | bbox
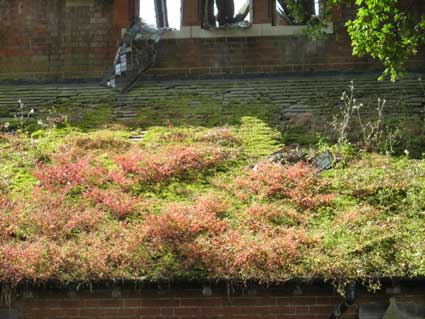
[295,0,425,81]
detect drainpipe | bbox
[329,283,357,319]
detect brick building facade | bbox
[0,0,423,80]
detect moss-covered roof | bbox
[0,121,425,287]
[0,75,425,287]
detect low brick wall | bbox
[0,283,346,319]
[149,35,376,77]
[147,0,425,78]
[2,282,425,319]
[149,34,424,77]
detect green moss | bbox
[3,93,425,286]
[130,95,281,129]
[64,104,114,130]
[0,164,37,197]
[235,116,283,159]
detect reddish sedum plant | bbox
[28,190,104,239]
[34,145,229,194]
[144,195,306,281]
[198,227,306,281]
[85,188,140,219]
[1,190,104,241]
[114,145,228,184]
[0,240,61,283]
[0,130,333,285]
[34,154,107,193]
[146,195,228,246]
[60,225,149,280]
[145,195,228,268]
[0,197,22,240]
[235,162,334,209]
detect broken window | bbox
[274,0,319,26]
[203,0,252,29]
[103,1,179,92]
[139,0,181,30]
[102,19,168,91]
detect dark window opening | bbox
[202,0,252,29]
[274,0,319,26]
[139,0,181,30]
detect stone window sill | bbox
[160,23,333,39]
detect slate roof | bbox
[0,73,424,124]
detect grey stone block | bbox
[359,303,388,319]
[0,309,18,319]
[360,302,425,319]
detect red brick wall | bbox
[0,0,128,80]
[253,0,273,24]
[0,284,350,319]
[182,0,202,26]
[150,35,374,77]
[0,0,423,80]
[2,283,425,319]
[148,2,424,77]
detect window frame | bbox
[201,0,254,30]
[137,0,183,29]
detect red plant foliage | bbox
[235,162,334,209]
[0,197,22,240]
[194,193,229,217]
[60,231,128,280]
[144,195,228,269]
[198,227,305,280]
[33,145,229,196]
[0,240,61,283]
[8,190,104,240]
[114,145,227,184]
[145,195,228,246]
[142,193,306,280]
[0,138,326,284]
[0,187,309,284]
[34,154,107,193]
[107,170,135,189]
[85,188,140,219]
